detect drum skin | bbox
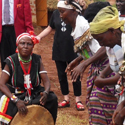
[10,105,54,125]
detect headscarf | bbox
[90,6,125,34]
[57,0,83,13]
[16,32,39,46]
[16,32,39,53]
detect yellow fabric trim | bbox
[0,115,11,122]
[90,6,125,34]
[0,96,8,112]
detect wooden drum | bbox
[10,105,54,125]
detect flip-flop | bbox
[76,101,85,111]
[58,100,70,108]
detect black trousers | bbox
[55,60,81,96]
[1,26,16,69]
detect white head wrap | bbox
[16,33,32,45]
[57,1,73,9]
[57,1,82,13]
[16,32,39,46]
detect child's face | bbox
[75,0,86,9]
[116,0,125,14]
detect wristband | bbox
[11,95,20,103]
[44,91,48,95]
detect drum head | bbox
[10,105,54,125]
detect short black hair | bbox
[84,2,111,23]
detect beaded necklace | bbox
[18,54,32,63]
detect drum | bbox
[10,105,54,125]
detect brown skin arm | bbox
[94,64,120,88]
[65,55,83,75]
[39,59,50,105]
[86,46,107,64]
[0,65,28,116]
[37,25,53,41]
[69,46,107,82]
[98,64,113,78]
[0,65,13,98]
[111,100,125,125]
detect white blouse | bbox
[71,15,101,56]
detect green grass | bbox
[93,0,107,2]
[56,110,89,125]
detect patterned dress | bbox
[71,14,117,125]
[86,57,118,125]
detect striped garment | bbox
[86,57,118,125]
[0,95,12,124]
[106,45,124,73]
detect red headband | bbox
[16,31,39,46]
[15,32,39,53]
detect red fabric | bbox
[0,0,34,42]
[20,60,33,98]
[16,32,39,45]
[0,112,12,120]
[3,98,10,114]
[120,15,125,17]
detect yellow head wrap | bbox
[90,6,125,34]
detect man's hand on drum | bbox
[39,92,48,105]
[16,100,28,116]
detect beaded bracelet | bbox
[11,95,20,103]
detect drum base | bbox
[10,105,54,125]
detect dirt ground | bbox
[33,25,89,125]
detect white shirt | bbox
[119,17,125,21]
[106,45,124,72]
[118,11,125,21]
[2,0,14,25]
[71,15,101,55]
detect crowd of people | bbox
[0,0,125,125]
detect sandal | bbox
[58,100,70,108]
[76,101,85,111]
